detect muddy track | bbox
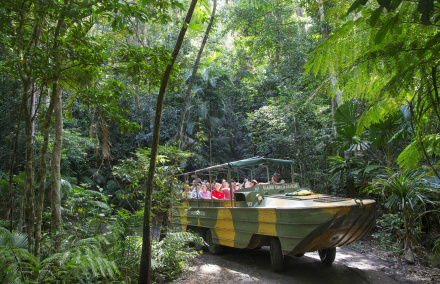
[175,244,440,284]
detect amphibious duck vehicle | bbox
[171,158,376,271]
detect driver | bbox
[271,173,285,184]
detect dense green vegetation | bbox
[0,0,439,282]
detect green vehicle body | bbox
[171,158,376,270]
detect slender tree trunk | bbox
[318,0,329,39]
[17,183,26,232]
[138,1,199,283]
[294,0,306,34]
[8,105,23,231]
[176,0,217,149]
[22,80,36,255]
[50,9,65,251]
[50,79,63,251]
[35,96,55,260]
[321,1,342,151]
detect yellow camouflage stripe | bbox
[214,208,235,246]
[258,209,277,236]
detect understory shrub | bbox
[0,227,119,283]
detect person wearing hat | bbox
[271,173,285,184]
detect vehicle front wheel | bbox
[270,237,284,272]
[194,228,206,250]
[318,247,336,265]
[206,229,223,255]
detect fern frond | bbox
[0,246,38,282]
[356,98,401,135]
[0,227,14,246]
[39,239,119,282]
[60,179,73,192]
[76,236,101,248]
[398,134,440,168]
[0,227,29,250]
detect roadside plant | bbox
[328,155,362,184]
[434,237,440,257]
[105,209,144,282]
[370,169,437,253]
[64,183,112,236]
[152,231,205,282]
[373,213,404,253]
[0,227,118,283]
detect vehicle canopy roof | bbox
[228,157,294,168]
[183,157,294,175]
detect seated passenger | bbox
[222,180,232,199]
[242,178,251,188]
[235,182,242,191]
[212,179,224,199]
[214,179,221,191]
[182,180,191,199]
[190,180,197,192]
[249,179,259,187]
[271,173,285,184]
[198,183,211,199]
[212,188,224,199]
[185,186,192,199]
[190,183,201,199]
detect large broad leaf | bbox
[368,111,402,146]
[346,0,369,16]
[375,13,400,44]
[370,6,385,27]
[334,101,359,128]
[364,164,382,173]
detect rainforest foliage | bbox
[0,0,439,283]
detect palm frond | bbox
[0,246,38,282]
[40,242,119,282]
[0,227,28,249]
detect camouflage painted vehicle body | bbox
[172,158,376,271]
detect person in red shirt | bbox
[212,179,224,199]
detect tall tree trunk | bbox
[318,0,329,39]
[176,0,217,149]
[294,0,306,34]
[35,96,55,260]
[138,1,199,283]
[50,80,63,251]
[319,0,340,147]
[50,9,66,252]
[22,80,36,255]
[8,105,23,231]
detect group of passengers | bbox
[181,173,285,200]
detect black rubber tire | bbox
[206,229,223,255]
[194,228,206,250]
[318,247,336,265]
[187,227,198,248]
[270,237,284,272]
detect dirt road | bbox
[176,244,439,284]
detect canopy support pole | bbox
[228,166,233,207]
[291,164,294,183]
